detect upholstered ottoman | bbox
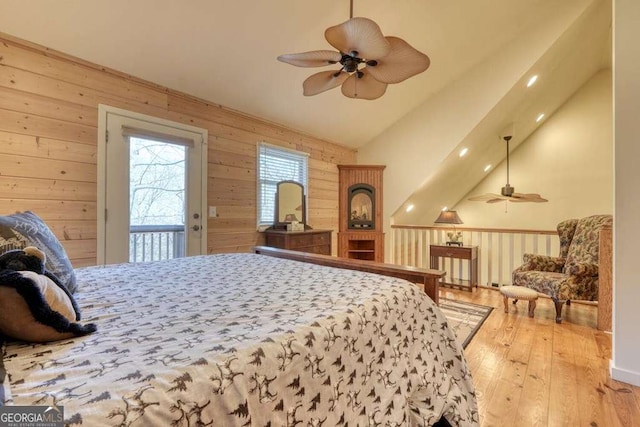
[500,285,539,317]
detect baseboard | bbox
[610,360,640,386]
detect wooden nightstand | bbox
[429,244,478,291]
[264,229,332,255]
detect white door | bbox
[98,106,207,265]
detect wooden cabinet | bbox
[337,165,385,262]
[264,229,332,255]
[338,231,384,262]
[429,244,478,291]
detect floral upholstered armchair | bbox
[512,214,613,323]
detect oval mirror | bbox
[274,181,306,228]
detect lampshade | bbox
[434,210,463,225]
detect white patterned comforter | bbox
[2,253,478,426]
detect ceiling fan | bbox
[277,0,430,100]
[468,136,548,203]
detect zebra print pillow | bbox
[0,225,28,252]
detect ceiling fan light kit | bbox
[468,135,548,204]
[277,1,430,100]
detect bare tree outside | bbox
[129,137,186,262]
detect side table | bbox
[429,244,478,291]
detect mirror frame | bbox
[274,180,307,229]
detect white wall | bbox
[612,0,640,387]
[453,70,613,229]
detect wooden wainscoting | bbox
[0,33,355,266]
[391,225,559,287]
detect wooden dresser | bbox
[264,229,332,255]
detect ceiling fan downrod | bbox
[501,135,514,197]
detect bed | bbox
[0,252,478,426]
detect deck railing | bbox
[390,225,558,287]
[129,224,185,263]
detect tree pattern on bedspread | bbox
[2,253,478,426]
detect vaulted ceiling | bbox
[0,0,604,148]
[390,0,612,225]
[0,0,611,224]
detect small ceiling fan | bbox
[468,136,548,203]
[277,0,430,100]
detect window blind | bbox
[257,143,308,226]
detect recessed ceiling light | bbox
[484,164,492,172]
[459,148,468,157]
[527,75,538,87]
[406,204,414,212]
[536,113,545,122]
[442,206,448,211]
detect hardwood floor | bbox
[441,286,640,427]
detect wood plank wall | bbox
[0,34,355,267]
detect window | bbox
[257,143,308,228]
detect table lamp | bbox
[434,210,463,246]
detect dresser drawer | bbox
[309,232,330,246]
[305,244,331,255]
[264,230,332,255]
[288,234,313,247]
[430,245,473,260]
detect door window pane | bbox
[129,137,186,262]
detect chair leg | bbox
[553,298,564,323]
[528,300,537,317]
[566,299,571,306]
[503,296,509,313]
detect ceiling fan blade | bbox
[325,17,391,60]
[303,70,349,96]
[487,198,508,204]
[341,68,387,100]
[468,193,506,202]
[277,50,342,67]
[366,36,430,84]
[512,193,548,202]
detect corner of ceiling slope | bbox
[392,0,609,227]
